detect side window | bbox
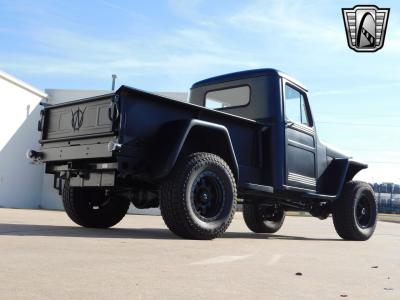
[205,86,250,109]
[284,84,311,127]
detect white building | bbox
[0,71,46,208]
[0,70,186,215]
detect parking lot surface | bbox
[0,208,399,300]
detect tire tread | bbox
[160,152,237,240]
[332,181,377,241]
[243,203,285,233]
[63,181,130,228]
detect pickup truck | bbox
[28,69,377,240]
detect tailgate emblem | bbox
[71,107,86,131]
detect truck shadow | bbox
[0,223,341,241]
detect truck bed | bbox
[39,86,265,186]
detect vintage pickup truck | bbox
[28,69,377,240]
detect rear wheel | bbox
[160,152,237,240]
[332,181,377,241]
[63,181,130,228]
[243,203,285,233]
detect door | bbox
[283,83,317,191]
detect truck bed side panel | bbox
[117,87,267,186]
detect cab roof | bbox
[191,68,307,91]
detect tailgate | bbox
[42,95,114,141]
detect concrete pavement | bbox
[0,208,399,299]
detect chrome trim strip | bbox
[288,173,316,182]
[288,179,316,187]
[288,178,315,185]
[290,123,314,135]
[288,175,315,185]
[288,172,316,186]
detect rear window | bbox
[205,86,250,109]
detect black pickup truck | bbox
[28,69,377,240]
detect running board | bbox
[303,192,337,201]
[243,183,336,201]
[242,183,274,194]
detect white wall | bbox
[0,74,45,150]
[45,89,111,104]
[0,72,46,208]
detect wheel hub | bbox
[259,206,283,222]
[356,196,372,228]
[201,192,209,202]
[191,171,224,221]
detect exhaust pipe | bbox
[26,149,43,162]
[107,141,122,152]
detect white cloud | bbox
[356,163,400,183]
[312,82,400,96]
[226,0,343,48]
[0,25,259,91]
[167,0,216,26]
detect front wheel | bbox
[63,181,131,228]
[332,181,377,241]
[160,152,237,240]
[243,203,285,233]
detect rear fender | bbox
[149,119,239,181]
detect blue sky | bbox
[0,0,399,182]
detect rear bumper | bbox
[39,142,113,162]
[47,162,118,188]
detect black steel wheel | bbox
[160,152,237,240]
[356,196,374,229]
[191,171,225,222]
[63,181,130,228]
[332,181,377,241]
[243,203,285,233]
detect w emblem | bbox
[342,5,390,52]
[71,107,86,131]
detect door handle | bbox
[285,121,294,128]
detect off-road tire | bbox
[63,181,130,228]
[243,203,285,233]
[160,152,237,240]
[332,181,377,241]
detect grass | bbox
[378,213,400,224]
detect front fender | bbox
[319,158,368,197]
[345,160,368,182]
